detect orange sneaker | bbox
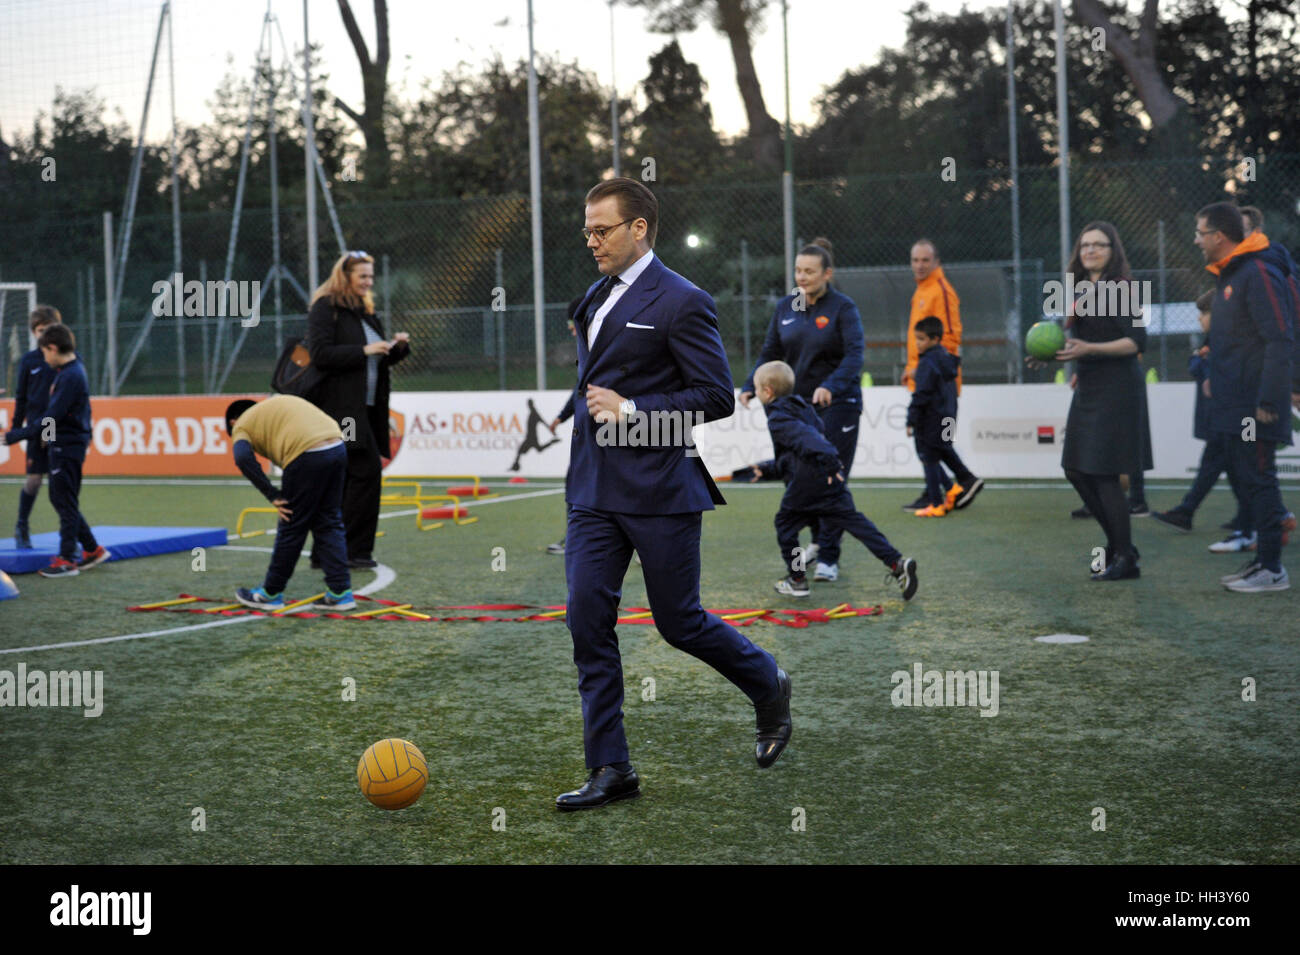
[945,484,965,510]
[914,504,948,517]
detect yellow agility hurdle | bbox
[383,474,497,500]
[234,506,280,539]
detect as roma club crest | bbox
[815,315,830,329]
[1223,285,1233,302]
[384,410,405,469]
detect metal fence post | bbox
[1157,219,1168,382]
[741,239,751,374]
[495,248,505,390]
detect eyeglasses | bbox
[1079,242,1112,251]
[582,219,635,244]
[346,250,370,259]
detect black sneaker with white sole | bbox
[889,557,918,601]
[774,576,810,598]
[953,478,985,510]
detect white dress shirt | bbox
[587,249,656,350]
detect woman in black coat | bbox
[1032,221,1152,581]
[305,251,410,567]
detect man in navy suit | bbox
[556,178,792,811]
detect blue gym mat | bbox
[0,526,229,575]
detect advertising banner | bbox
[5,386,1296,479]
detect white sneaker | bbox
[814,561,838,582]
[803,543,820,567]
[1224,565,1289,593]
[1220,561,1260,585]
[1209,531,1257,553]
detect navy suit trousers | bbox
[565,504,780,769]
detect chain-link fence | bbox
[5,153,1297,394]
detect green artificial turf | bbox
[0,478,1295,864]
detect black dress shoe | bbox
[1071,506,1092,519]
[902,494,929,511]
[1092,553,1140,581]
[348,556,378,569]
[555,764,640,811]
[755,669,792,768]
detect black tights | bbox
[1065,469,1133,561]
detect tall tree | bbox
[1073,0,1188,132]
[624,0,783,172]
[334,0,391,188]
[634,41,723,184]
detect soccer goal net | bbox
[0,282,38,396]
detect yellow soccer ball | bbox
[356,738,428,810]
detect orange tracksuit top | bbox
[906,266,963,393]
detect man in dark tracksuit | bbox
[3,324,108,577]
[1195,202,1296,592]
[754,360,916,601]
[11,306,61,547]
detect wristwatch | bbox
[619,398,637,419]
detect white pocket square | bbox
[626,322,655,329]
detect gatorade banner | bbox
[0,395,261,476]
[4,386,1296,479]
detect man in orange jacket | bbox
[902,239,963,510]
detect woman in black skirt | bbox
[306,251,411,567]
[1033,221,1152,580]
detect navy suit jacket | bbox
[565,254,733,514]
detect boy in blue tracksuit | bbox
[11,306,61,548]
[740,248,866,580]
[906,316,983,515]
[754,360,917,601]
[3,324,109,577]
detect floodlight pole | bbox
[304,0,319,293]
[1007,3,1023,383]
[168,1,184,393]
[609,0,620,177]
[1054,0,1071,277]
[527,0,546,389]
[782,0,794,291]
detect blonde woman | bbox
[305,252,411,568]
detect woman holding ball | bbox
[740,238,865,582]
[1030,221,1152,581]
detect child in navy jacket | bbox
[755,360,917,600]
[3,324,108,577]
[906,316,983,515]
[11,306,61,547]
